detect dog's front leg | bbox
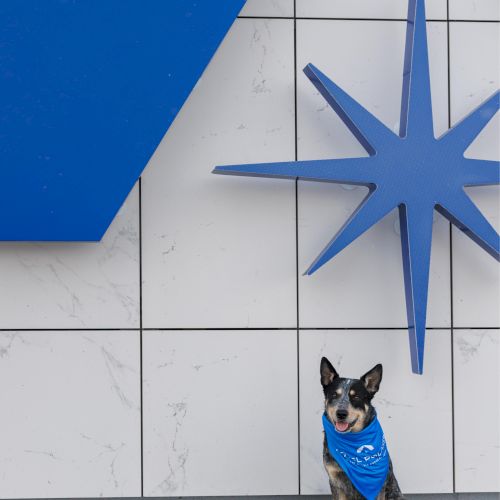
[325,462,349,500]
[329,486,348,500]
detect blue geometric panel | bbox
[214,0,500,374]
[0,0,245,241]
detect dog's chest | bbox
[323,440,358,496]
[324,456,344,484]
[323,438,385,500]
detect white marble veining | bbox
[450,22,500,328]
[299,329,453,495]
[454,329,500,492]
[0,184,140,329]
[0,3,498,498]
[141,19,297,329]
[296,20,451,328]
[296,0,447,20]
[240,0,294,17]
[0,331,141,498]
[450,0,500,20]
[142,330,298,497]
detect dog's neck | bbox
[361,404,377,431]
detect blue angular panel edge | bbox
[0,0,245,241]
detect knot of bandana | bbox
[322,413,390,500]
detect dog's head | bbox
[320,357,382,433]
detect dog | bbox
[320,357,405,500]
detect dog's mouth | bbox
[334,419,357,433]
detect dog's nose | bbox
[336,409,348,420]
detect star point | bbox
[213,0,499,374]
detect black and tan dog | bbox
[320,357,405,500]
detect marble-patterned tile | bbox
[296,21,451,328]
[450,22,500,328]
[240,0,294,17]
[450,0,500,20]
[0,331,141,498]
[299,329,453,495]
[0,184,140,329]
[142,330,298,497]
[454,329,500,492]
[296,0,447,20]
[141,19,296,329]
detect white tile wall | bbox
[141,19,297,329]
[1,1,499,498]
[454,329,500,492]
[450,0,500,20]
[299,329,453,495]
[142,330,298,497]
[0,331,141,498]
[296,20,451,328]
[449,22,500,328]
[296,0,447,20]
[241,0,294,17]
[0,184,140,330]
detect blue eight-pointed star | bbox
[213,0,500,374]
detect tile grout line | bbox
[445,3,456,492]
[139,177,144,497]
[293,1,301,494]
[237,15,500,23]
[1,326,497,332]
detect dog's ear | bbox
[320,357,338,387]
[361,364,383,396]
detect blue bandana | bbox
[322,413,390,500]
